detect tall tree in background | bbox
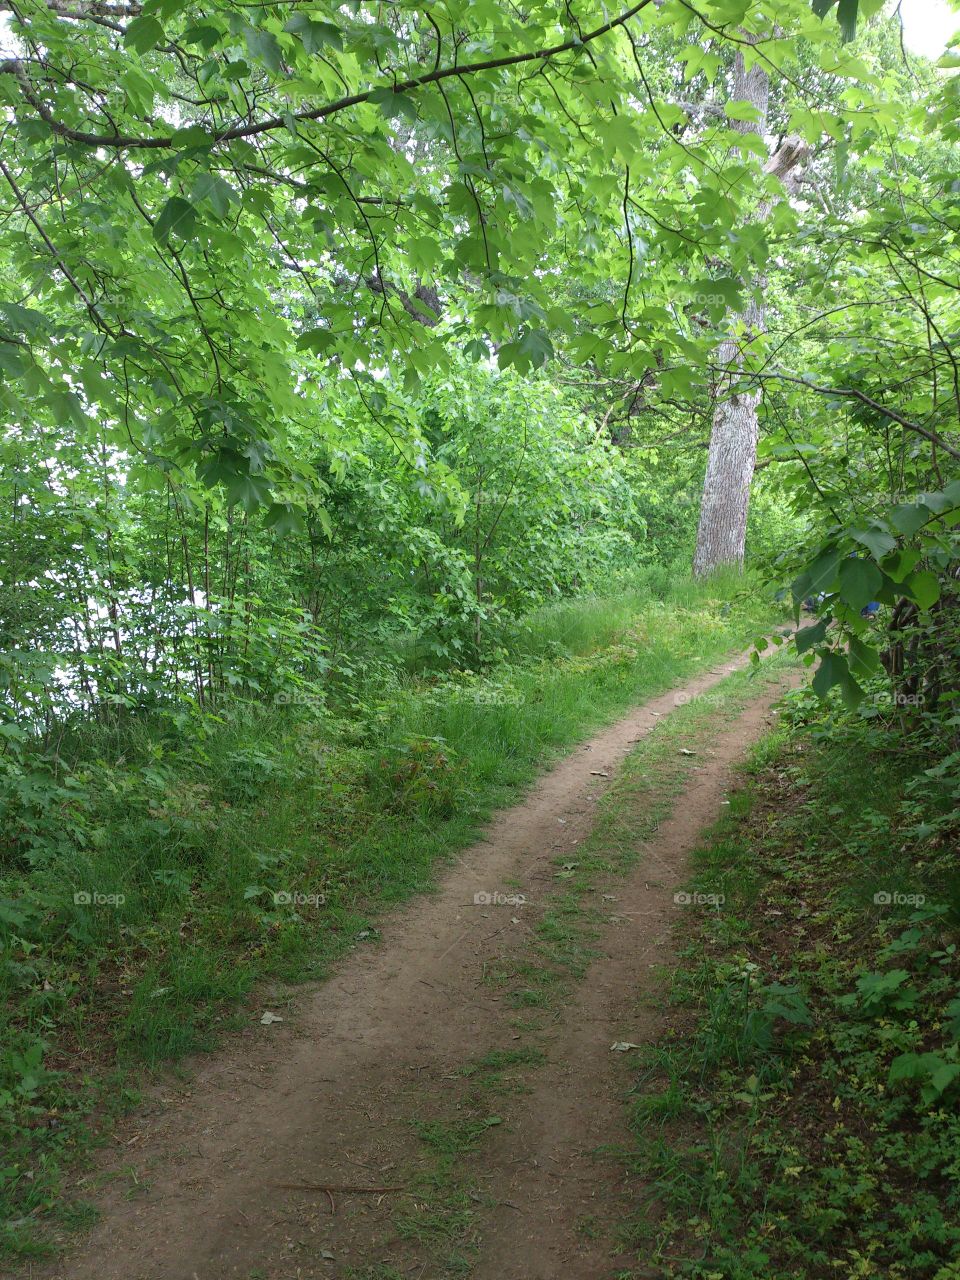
[693,46,807,576]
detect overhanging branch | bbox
[0,0,653,151]
[750,370,960,463]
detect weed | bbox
[624,702,960,1278]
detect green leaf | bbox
[464,338,488,362]
[811,0,859,40]
[171,125,212,150]
[245,27,283,74]
[881,548,921,583]
[0,345,27,378]
[297,328,338,355]
[812,649,862,708]
[50,389,86,430]
[931,1062,960,1095]
[144,0,191,19]
[121,66,157,114]
[498,329,553,374]
[264,503,305,535]
[181,20,222,49]
[226,473,273,512]
[284,14,343,53]
[797,545,841,601]
[836,0,860,41]
[812,650,842,698]
[724,100,762,122]
[838,557,881,611]
[889,502,933,536]
[848,634,879,678]
[154,196,197,244]
[902,570,940,611]
[852,524,896,560]
[795,618,828,654]
[369,88,418,123]
[191,172,236,219]
[124,15,165,53]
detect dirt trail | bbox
[21,646,795,1280]
[469,682,792,1280]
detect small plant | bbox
[366,735,461,816]
[626,713,960,1278]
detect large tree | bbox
[693,45,808,576]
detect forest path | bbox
[21,640,797,1280]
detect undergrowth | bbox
[0,567,777,1259]
[624,681,960,1279]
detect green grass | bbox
[478,652,794,1019]
[0,568,780,1259]
[621,686,960,1279]
[337,653,796,1279]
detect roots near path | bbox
[23,651,797,1280]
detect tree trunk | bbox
[692,317,762,575]
[693,49,806,576]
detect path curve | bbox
[20,641,793,1280]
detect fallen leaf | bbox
[260,1011,283,1025]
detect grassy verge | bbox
[623,685,960,1279]
[338,653,795,1279]
[0,569,779,1259]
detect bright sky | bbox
[899,0,960,57]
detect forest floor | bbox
[12,644,799,1280]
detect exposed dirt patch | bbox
[468,679,797,1280]
[17,646,795,1280]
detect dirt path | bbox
[21,646,795,1280]
[469,682,791,1280]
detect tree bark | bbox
[692,320,763,576]
[693,50,806,577]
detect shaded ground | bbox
[16,646,796,1280]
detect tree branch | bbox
[751,370,960,463]
[0,0,653,151]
